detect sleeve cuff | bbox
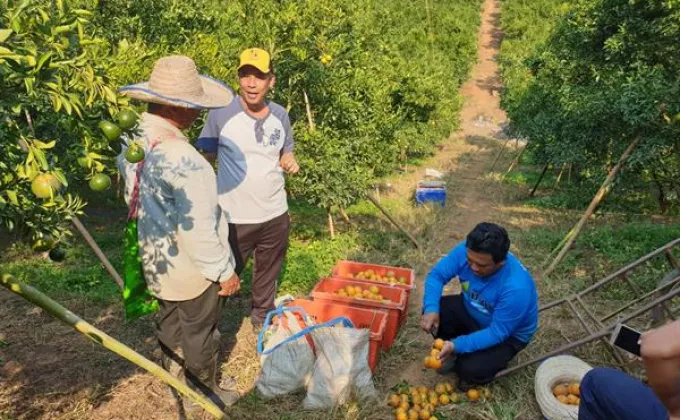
[452,337,468,354]
[195,137,219,154]
[422,304,440,315]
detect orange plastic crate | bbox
[310,277,407,350]
[282,298,387,372]
[331,260,416,307]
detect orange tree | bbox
[501,0,680,211]
[1,0,123,249]
[91,0,482,216]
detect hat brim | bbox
[119,75,234,109]
[237,62,271,74]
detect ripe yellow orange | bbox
[428,395,439,406]
[467,389,481,401]
[430,348,441,358]
[444,382,453,393]
[400,394,409,404]
[434,383,446,395]
[395,410,408,420]
[567,394,580,405]
[430,358,442,370]
[450,393,462,404]
[433,338,445,350]
[439,394,450,405]
[399,400,410,411]
[388,394,401,407]
[369,285,380,294]
[568,383,580,396]
[412,394,422,405]
[418,386,428,394]
[552,384,568,397]
[408,409,419,420]
[418,410,431,420]
[556,394,569,404]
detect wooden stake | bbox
[555,163,567,187]
[303,90,315,131]
[327,209,335,239]
[0,274,226,419]
[543,137,642,277]
[366,194,421,249]
[529,164,549,197]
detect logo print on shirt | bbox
[267,128,281,146]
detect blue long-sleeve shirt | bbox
[422,242,538,354]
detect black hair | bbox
[466,222,510,263]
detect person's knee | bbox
[456,357,496,384]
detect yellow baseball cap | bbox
[238,48,271,73]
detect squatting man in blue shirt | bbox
[421,222,539,390]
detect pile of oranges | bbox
[423,339,445,370]
[387,381,490,419]
[346,269,409,285]
[333,284,388,302]
[552,382,580,406]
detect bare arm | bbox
[641,320,680,418]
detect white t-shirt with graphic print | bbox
[196,98,294,224]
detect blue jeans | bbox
[578,367,668,420]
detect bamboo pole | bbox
[339,207,352,225]
[303,90,315,131]
[489,139,509,172]
[366,194,421,249]
[0,274,226,419]
[501,143,526,181]
[71,216,124,289]
[543,137,641,277]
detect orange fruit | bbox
[556,394,569,404]
[433,338,445,350]
[369,285,380,294]
[467,389,481,401]
[434,383,446,395]
[439,394,450,405]
[395,411,408,420]
[430,358,442,370]
[408,409,419,420]
[399,401,410,411]
[552,384,568,397]
[388,394,401,407]
[412,394,422,405]
[400,394,409,404]
[418,386,428,394]
[450,393,462,404]
[568,383,580,396]
[428,395,439,406]
[418,410,431,420]
[422,403,434,412]
[567,394,579,405]
[444,382,453,393]
[430,349,440,358]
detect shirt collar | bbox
[139,112,188,142]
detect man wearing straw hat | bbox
[196,48,299,333]
[118,55,241,409]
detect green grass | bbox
[513,220,680,302]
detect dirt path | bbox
[379,0,520,390]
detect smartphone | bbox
[610,323,641,356]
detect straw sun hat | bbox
[119,55,233,109]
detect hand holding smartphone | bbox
[610,323,642,356]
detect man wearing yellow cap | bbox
[197,48,298,332]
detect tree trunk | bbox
[529,164,549,197]
[543,137,642,277]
